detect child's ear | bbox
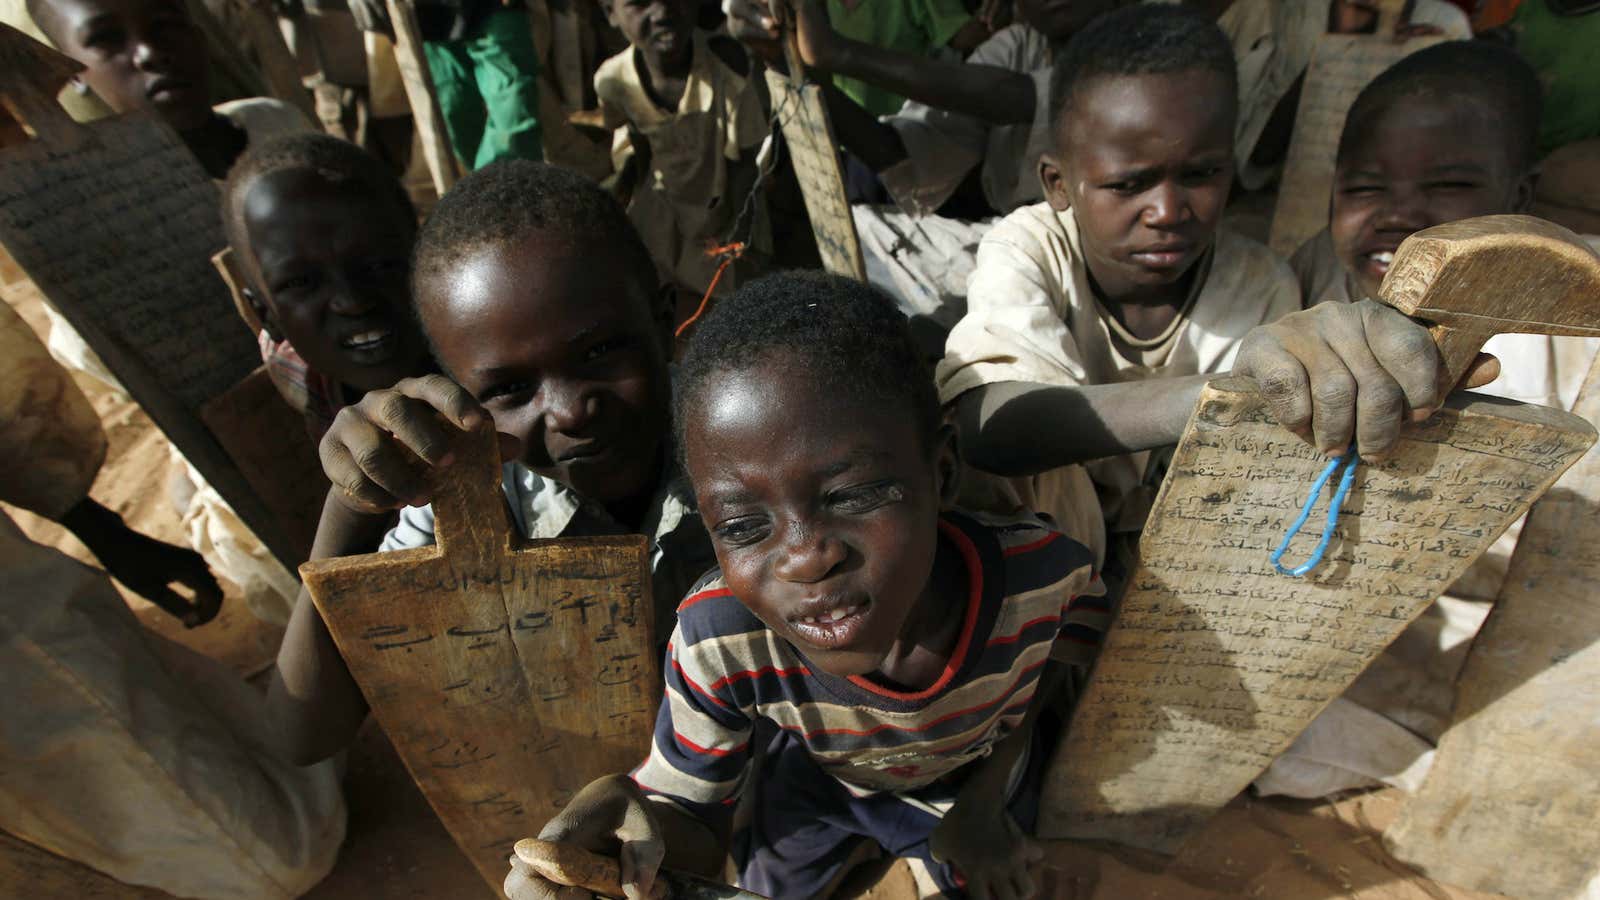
[933,423,962,509]
[1039,153,1072,212]
[242,287,283,341]
[1510,166,1539,215]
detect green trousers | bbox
[423,7,545,169]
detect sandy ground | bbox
[1,281,1511,900]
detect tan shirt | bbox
[595,34,769,296]
[939,202,1301,535]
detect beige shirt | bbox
[939,202,1301,535]
[879,23,1054,217]
[0,300,105,519]
[1220,0,1472,191]
[596,34,770,296]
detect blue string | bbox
[1271,447,1361,577]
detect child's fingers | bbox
[1461,352,1500,390]
[1314,305,1408,459]
[393,374,487,432]
[333,410,432,506]
[1235,331,1314,440]
[319,418,411,512]
[1357,299,1443,419]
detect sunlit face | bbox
[682,353,959,679]
[603,0,694,71]
[1331,94,1532,299]
[242,170,426,394]
[1041,69,1235,304]
[417,231,674,507]
[40,0,211,130]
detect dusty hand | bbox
[722,0,784,63]
[504,775,667,900]
[320,375,520,515]
[1233,299,1498,459]
[930,806,1043,900]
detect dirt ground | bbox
[1,283,1510,900]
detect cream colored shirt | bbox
[0,299,105,519]
[1220,0,1472,191]
[939,202,1301,534]
[595,34,769,296]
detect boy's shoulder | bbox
[983,200,1071,252]
[946,507,1097,595]
[1211,225,1300,298]
[672,569,769,648]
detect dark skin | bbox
[239,170,429,397]
[1330,94,1536,300]
[600,0,697,111]
[511,355,1038,900]
[267,233,675,765]
[59,496,223,627]
[34,0,250,178]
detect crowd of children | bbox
[2,0,1598,896]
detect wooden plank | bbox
[1383,353,1600,898]
[0,830,175,899]
[0,25,297,568]
[386,0,461,194]
[1267,31,1443,257]
[229,0,315,121]
[299,423,659,892]
[199,368,328,561]
[763,66,865,280]
[1037,216,1600,856]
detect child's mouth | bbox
[789,600,870,650]
[342,328,392,351]
[1365,250,1395,276]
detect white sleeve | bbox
[379,502,438,551]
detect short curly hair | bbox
[411,160,658,298]
[1340,40,1542,175]
[221,132,415,264]
[673,271,942,463]
[1049,4,1237,143]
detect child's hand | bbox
[504,775,667,900]
[930,805,1043,900]
[1233,299,1499,459]
[319,375,520,515]
[723,0,785,63]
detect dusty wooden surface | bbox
[764,69,865,280]
[387,0,461,194]
[230,0,315,120]
[1384,354,1600,898]
[300,423,659,892]
[0,26,298,568]
[0,830,175,899]
[1267,23,1442,256]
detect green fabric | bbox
[1514,0,1600,153]
[423,7,545,169]
[825,0,972,117]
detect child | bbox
[592,0,815,303]
[267,160,717,764]
[938,5,1301,568]
[221,132,432,440]
[725,0,1128,332]
[506,271,1110,899]
[27,0,312,180]
[1257,40,1600,799]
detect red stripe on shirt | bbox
[709,664,812,692]
[1002,531,1061,557]
[805,658,1046,739]
[986,614,1061,648]
[674,731,749,757]
[678,587,735,613]
[672,657,733,709]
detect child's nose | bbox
[540,379,598,434]
[1142,183,1189,227]
[130,37,172,72]
[1373,188,1430,232]
[328,281,379,316]
[773,523,846,584]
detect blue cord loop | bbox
[1271,447,1361,577]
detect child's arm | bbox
[57,497,224,627]
[266,375,514,764]
[726,0,1037,125]
[504,775,725,900]
[955,298,1502,475]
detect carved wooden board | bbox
[1384,354,1600,898]
[1036,376,1595,855]
[764,70,865,280]
[1267,32,1443,257]
[300,424,659,892]
[387,0,461,194]
[0,26,296,567]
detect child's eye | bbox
[714,516,770,546]
[1427,181,1481,192]
[81,27,124,50]
[1340,184,1383,197]
[479,380,533,404]
[829,481,904,514]
[1101,180,1142,196]
[1182,166,1226,184]
[273,274,318,295]
[583,337,631,363]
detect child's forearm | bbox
[819,39,1036,126]
[954,377,1210,476]
[265,489,393,764]
[820,84,911,172]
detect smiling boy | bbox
[268,161,716,764]
[939,4,1300,564]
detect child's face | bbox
[242,170,426,395]
[604,0,694,70]
[683,353,959,679]
[41,0,211,131]
[1041,70,1234,303]
[1015,0,1125,42]
[418,232,675,508]
[1331,94,1534,299]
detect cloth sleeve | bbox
[630,627,757,830]
[379,503,438,551]
[936,224,1091,403]
[0,299,106,518]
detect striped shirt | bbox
[632,510,1108,825]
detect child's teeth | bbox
[1372,251,1394,264]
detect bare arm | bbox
[953,377,1211,477]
